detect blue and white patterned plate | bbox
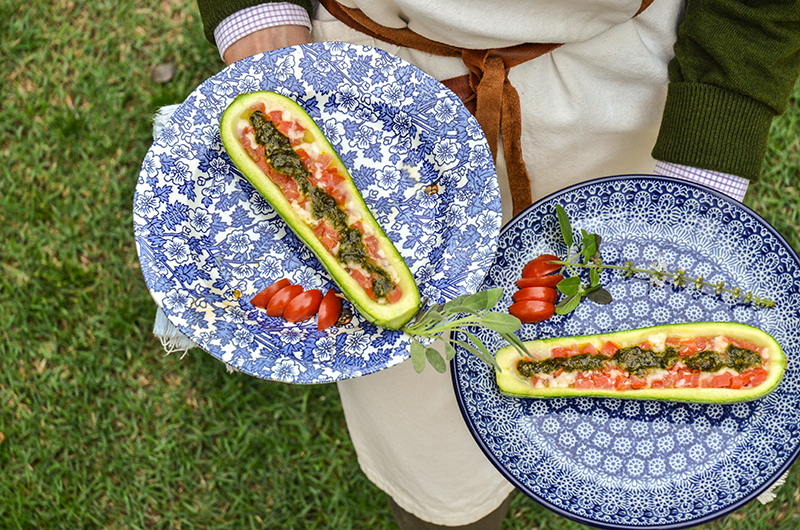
[133,43,501,383]
[452,175,800,529]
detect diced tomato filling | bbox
[349,268,375,299]
[711,372,732,388]
[614,375,631,391]
[313,221,340,253]
[239,108,404,304]
[385,285,403,304]
[363,234,382,261]
[315,154,334,172]
[319,166,345,189]
[726,337,763,355]
[600,341,619,356]
[740,366,768,387]
[266,165,290,187]
[240,126,260,156]
[532,338,769,391]
[282,178,302,203]
[297,148,314,170]
[666,336,716,357]
[551,345,580,358]
[592,374,613,389]
[277,120,295,136]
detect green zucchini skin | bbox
[220,91,420,329]
[496,322,786,403]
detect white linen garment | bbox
[312,0,684,525]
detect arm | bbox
[653,0,800,181]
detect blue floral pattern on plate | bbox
[133,43,501,383]
[452,176,800,529]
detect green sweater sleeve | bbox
[196,0,314,47]
[652,0,800,180]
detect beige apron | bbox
[312,0,684,524]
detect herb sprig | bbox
[551,205,776,314]
[402,288,528,373]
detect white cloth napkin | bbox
[151,104,198,357]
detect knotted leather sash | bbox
[319,0,654,216]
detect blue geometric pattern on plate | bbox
[451,176,800,529]
[133,43,501,383]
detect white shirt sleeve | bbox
[654,161,749,202]
[213,3,313,61]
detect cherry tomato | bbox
[250,278,291,309]
[283,289,324,322]
[516,274,564,289]
[513,286,558,304]
[521,254,561,279]
[317,289,343,331]
[508,300,555,323]
[266,284,304,317]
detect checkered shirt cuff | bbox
[654,161,749,202]
[214,3,312,61]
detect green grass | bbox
[1,1,798,528]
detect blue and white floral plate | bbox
[452,175,800,529]
[133,42,501,383]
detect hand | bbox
[224,25,311,65]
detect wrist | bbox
[223,25,311,65]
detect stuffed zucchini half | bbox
[220,91,420,329]
[496,322,786,403]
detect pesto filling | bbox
[517,343,763,379]
[248,109,395,300]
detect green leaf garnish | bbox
[555,294,581,315]
[586,286,612,305]
[402,288,525,373]
[410,339,426,373]
[556,205,573,248]
[425,346,446,373]
[557,276,581,296]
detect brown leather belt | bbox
[319,0,654,216]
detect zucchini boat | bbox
[220,91,420,329]
[496,322,786,403]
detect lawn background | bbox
[1,1,798,529]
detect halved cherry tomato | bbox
[317,288,343,331]
[283,289,324,322]
[250,278,291,309]
[508,300,555,323]
[513,286,558,304]
[516,274,564,288]
[521,254,561,279]
[266,284,304,317]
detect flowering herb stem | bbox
[551,205,776,314]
